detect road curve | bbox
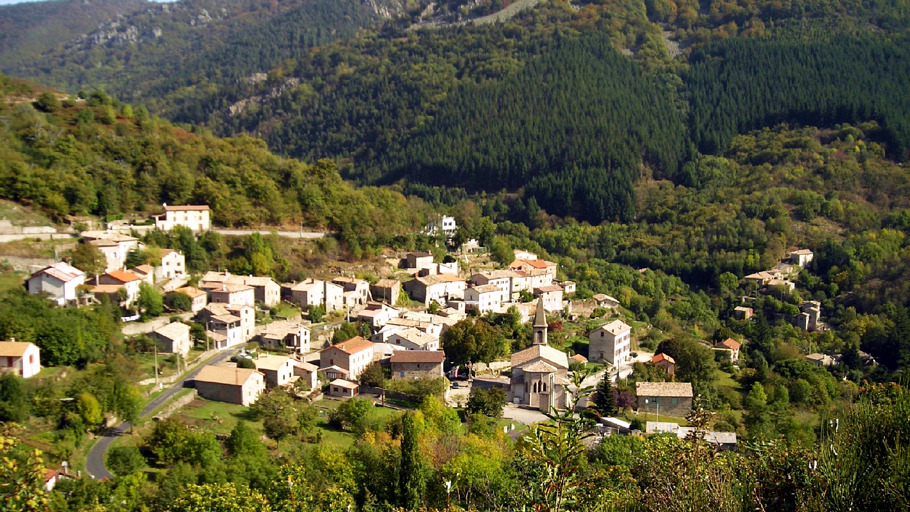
[85,350,235,479]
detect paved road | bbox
[85,350,235,479]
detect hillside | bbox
[0,0,147,70]
[0,74,430,257]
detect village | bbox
[3,204,834,482]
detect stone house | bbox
[288,278,343,312]
[636,382,693,418]
[733,306,753,320]
[470,270,514,304]
[592,294,620,309]
[357,302,400,330]
[370,278,400,305]
[26,262,85,306]
[0,340,41,378]
[588,320,632,365]
[293,361,319,390]
[333,276,370,308]
[151,322,192,358]
[390,350,445,380]
[153,204,211,232]
[81,231,142,272]
[201,271,280,306]
[403,274,466,307]
[130,264,155,285]
[201,303,255,342]
[194,366,265,406]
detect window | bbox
[671,398,678,405]
[400,371,405,377]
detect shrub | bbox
[107,445,146,476]
[236,358,256,369]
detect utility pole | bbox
[153,342,159,388]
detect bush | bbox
[165,292,193,312]
[236,357,256,369]
[107,445,147,476]
[465,387,507,418]
[328,397,375,433]
[386,377,448,403]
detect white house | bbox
[534,285,564,313]
[255,354,296,388]
[26,262,85,306]
[202,282,256,307]
[156,249,186,281]
[81,232,142,273]
[0,340,40,378]
[201,303,255,342]
[333,276,370,308]
[289,278,344,312]
[257,320,310,354]
[320,337,374,380]
[464,284,503,314]
[589,319,632,365]
[403,274,466,307]
[97,270,143,306]
[154,204,211,232]
[789,249,814,268]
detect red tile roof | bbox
[105,270,141,284]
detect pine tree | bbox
[592,373,617,416]
[398,411,425,510]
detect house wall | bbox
[320,346,374,379]
[261,362,294,388]
[158,210,211,232]
[370,283,400,305]
[27,274,74,305]
[153,331,191,358]
[0,345,41,378]
[391,361,443,380]
[157,252,186,280]
[637,395,692,418]
[589,327,631,365]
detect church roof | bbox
[521,360,558,373]
[511,344,569,369]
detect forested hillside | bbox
[2,0,397,108]
[0,74,429,257]
[0,0,147,70]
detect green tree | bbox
[0,428,48,512]
[77,392,103,426]
[398,411,426,510]
[226,421,266,458]
[106,445,146,476]
[34,92,60,113]
[171,483,271,512]
[592,373,617,416]
[359,361,386,388]
[0,375,30,422]
[68,243,106,278]
[165,292,193,312]
[328,397,374,433]
[250,392,298,447]
[441,318,508,368]
[745,382,771,438]
[137,282,163,318]
[466,387,507,418]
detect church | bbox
[509,299,571,412]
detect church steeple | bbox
[533,299,548,346]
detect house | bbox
[201,303,255,342]
[153,204,211,232]
[293,361,319,390]
[26,262,85,306]
[592,294,620,309]
[288,278,343,312]
[513,249,538,261]
[357,302,400,329]
[464,284,503,314]
[651,353,676,377]
[81,231,143,272]
[636,382,693,418]
[470,270,515,304]
[571,353,588,364]
[44,469,75,492]
[588,320,632,365]
[98,270,143,306]
[793,301,821,331]
[426,215,457,238]
[744,271,775,286]
[370,278,400,305]
[509,259,557,279]
[559,281,576,295]
[130,264,155,285]
[333,276,370,308]
[387,328,439,351]
[257,320,310,354]
[201,271,280,306]
[328,378,359,398]
[417,262,459,277]
[206,314,244,349]
[320,337,374,380]
[403,274,466,307]
[733,306,753,320]
[193,366,265,406]
[789,249,814,268]
[806,353,836,367]
[0,340,40,378]
[151,322,192,358]
[767,278,796,292]
[534,285,564,313]
[172,286,207,313]
[509,300,571,412]
[713,338,742,362]
[406,251,434,270]
[156,249,186,281]
[320,365,350,382]
[202,282,255,307]
[255,354,296,388]
[390,351,445,380]
[383,317,444,338]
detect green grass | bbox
[0,270,25,293]
[714,369,740,390]
[270,302,301,320]
[0,199,55,226]
[625,412,689,426]
[178,399,257,436]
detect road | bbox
[84,350,235,480]
[212,229,328,239]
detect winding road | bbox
[85,350,235,480]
